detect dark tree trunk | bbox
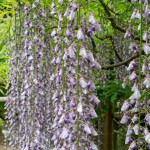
[103,107,113,150]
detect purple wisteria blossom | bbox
[121,1,150,149]
[5,1,53,149]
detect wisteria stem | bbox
[138,0,143,149]
[76,0,81,149]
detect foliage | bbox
[96,81,132,115]
[0,118,4,128]
[0,0,14,95]
[0,0,149,149]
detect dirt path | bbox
[0,145,5,150]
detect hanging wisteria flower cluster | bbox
[5,0,101,150]
[5,1,53,149]
[121,0,150,149]
[50,1,101,149]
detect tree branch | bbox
[98,0,143,42]
[102,52,143,70]
[110,36,123,62]
[98,0,125,33]
[95,35,124,63]
[95,35,112,40]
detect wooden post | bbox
[0,97,6,102]
[103,107,113,150]
[113,121,118,150]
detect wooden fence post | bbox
[0,97,6,102]
[103,107,113,150]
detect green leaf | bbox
[0,118,4,128]
[21,0,30,5]
[2,4,12,8]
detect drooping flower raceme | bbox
[50,1,101,150]
[5,1,53,149]
[5,1,101,150]
[121,1,150,149]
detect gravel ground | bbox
[0,145,12,150]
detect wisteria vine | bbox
[4,0,150,150]
[5,0,101,150]
[5,1,53,149]
[121,0,150,150]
